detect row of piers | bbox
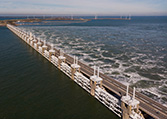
[7,24,145,119]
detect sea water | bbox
[0,26,118,119]
[19,16,167,107]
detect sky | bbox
[0,0,167,16]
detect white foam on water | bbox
[22,26,167,106]
[139,87,161,98]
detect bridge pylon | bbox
[32,37,37,47]
[49,44,55,61]
[121,86,144,119]
[28,32,33,44]
[37,39,42,50]
[71,56,80,80]
[58,50,66,69]
[42,40,48,55]
[23,33,26,41]
[90,66,103,96]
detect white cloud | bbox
[0,0,166,15]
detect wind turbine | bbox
[95,14,97,19]
[129,14,131,20]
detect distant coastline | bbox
[0,16,132,26]
[0,17,89,26]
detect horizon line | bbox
[0,13,167,17]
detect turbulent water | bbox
[19,16,167,106]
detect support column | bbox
[37,39,42,50]
[121,85,131,119]
[58,50,66,69]
[23,34,26,41]
[121,87,144,119]
[90,66,103,96]
[42,40,48,56]
[28,32,33,44]
[26,34,29,42]
[20,31,24,39]
[32,38,37,47]
[49,44,55,61]
[71,56,80,80]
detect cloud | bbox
[0,0,167,15]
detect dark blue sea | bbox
[0,16,167,118]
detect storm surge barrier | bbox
[7,24,167,119]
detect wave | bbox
[19,26,167,107]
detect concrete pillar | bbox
[58,49,66,69]
[121,87,143,119]
[26,35,29,42]
[20,32,23,39]
[22,33,25,39]
[37,40,42,50]
[42,40,47,55]
[58,56,66,69]
[28,32,33,44]
[24,34,27,41]
[32,39,37,47]
[49,44,55,61]
[42,46,47,55]
[128,105,132,115]
[71,56,80,80]
[71,68,75,80]
[90,80,97,96]
[121,101,129,119]
[136,104,139,112]
[121,85,131,119]
[90,66,103,96]
[23,35,26,41]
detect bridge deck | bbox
[52,44,167,119]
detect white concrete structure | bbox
[37,39,42,49]
[49,44,55,61]
[90,66,103,96]
[42,40,48,55]
[58,50,66,69]
[121,86,144,119]
[71,56,80,80]
[7,24,145,119]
